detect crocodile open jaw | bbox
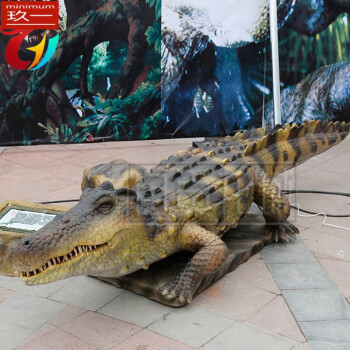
[20,242,108,278]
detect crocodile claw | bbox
[160,279,195,304]
[269,221,299,242]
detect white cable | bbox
[291,203,350,230]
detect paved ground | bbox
[0,136,350,349]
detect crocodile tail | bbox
[237,120,350,178]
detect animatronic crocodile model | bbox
[11,120,350,303]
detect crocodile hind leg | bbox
[160,223,228,304]
[254,168,299,242]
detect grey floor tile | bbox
[0,323,33,350]
[0,293,64,330]
[261,240,316,264]
[300,320,350,349]
[310,342,350,350]
[248,203,262,215]
[267,263,334,290]
[98,290,172,327]
[290,344,313,350]
[0,275,73,298]
[201,322,295,350]
[48,276,124,311]
[148,305,233,348]
[283,289,350,321]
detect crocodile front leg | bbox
[160,223,228,304]
[254,168,299,242]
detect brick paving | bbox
[0,137,349,349]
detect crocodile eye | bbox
[278,203,284,209]
[98,202,113,214]
[95,197,115,215]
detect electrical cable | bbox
[282,189,350,217]
[40,189,350,229]
[282,189,350,197]
[289,206,350,218]
[41,189,350,217]
[282,189,350,230]
[290,203,350,231]
[41,199,79,204]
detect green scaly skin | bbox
[12,120,350,304]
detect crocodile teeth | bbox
[21,242,108,278]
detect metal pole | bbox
[269,0,281,126]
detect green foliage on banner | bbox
[69,83,160,142]
[60,57,81,90]
[141,109,161,139]
[279,14,350,83]
[146,0,161,20]
[54,2,161,144]
[38,123,74,144]
[146,22,161,53]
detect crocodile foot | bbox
[269,221,299,242]
[160,276,197,304]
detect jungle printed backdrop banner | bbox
[0,0,161,145]
[0,0,350,145]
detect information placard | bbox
[0,209,56,231]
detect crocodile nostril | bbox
[62,217,70,223]
[24,240,30,246]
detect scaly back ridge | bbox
[235,120,350,178]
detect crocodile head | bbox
[12,182,146,285]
